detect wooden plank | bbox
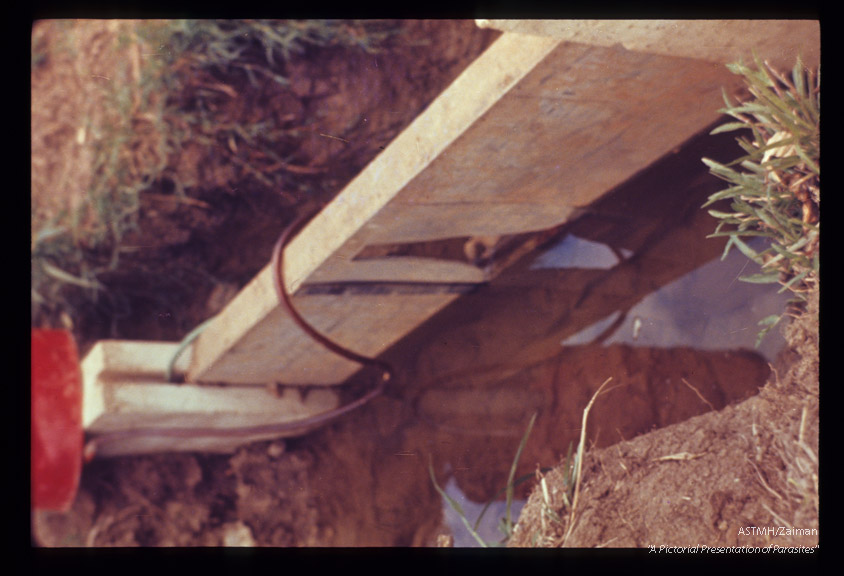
[475,20,820,69]
[195,289,464,385]
[188,30,749,386]
[187,33,562,385]
[81,341,339,455]
[81,340,191,429]
[306,256,486,285]
[79,339,193,380]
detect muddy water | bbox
[310,128,789,546]
[423,238,787,545]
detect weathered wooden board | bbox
[76,20,820,453]
[82,341,339,455]
[476,20,820,70]
[188,29,755,385]
[196,287,469,385]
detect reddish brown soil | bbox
[31,20,819,550]
[510,289,818,550]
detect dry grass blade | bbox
[681,377,715,411]
[561,376,614,546]
[427,457,488,547]
[503,412,537,535]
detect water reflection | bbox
[530,234,632,270]
[313,129,791,546]
[564,238,789,362]
[441,475,525,547]
[600,242,789,362]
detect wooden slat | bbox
[307,256,486,285]
[195,289,464,385]
[81,341,339,455]
[80,339,194,381]
[75,20,820,454]
[188,29,755,385]
[475,20,820,69]
[187,33,562,385]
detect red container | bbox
[31,329,83,511]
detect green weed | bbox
[428,412,538,547]
[702,55,819,344]
[32,20,397,329]
[160,20,396,86]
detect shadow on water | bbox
[314,127,791,546]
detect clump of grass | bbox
[31,222,105,328]
[430,378,615,548]
[428,412,538,547]
[155,20,399,198]
[32,20,398,330]
[518,377,615,548]
[701,55,819,344]
[161,20,397,87]
[757,409,819,532]
[32,21,171,328]
[560,377,613,545]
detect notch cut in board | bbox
[188,30,748,386]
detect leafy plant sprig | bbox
[702,55,819,343]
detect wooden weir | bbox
[80,20,819,454]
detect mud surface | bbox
[510,290,819,551]
[31,20,819,550]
